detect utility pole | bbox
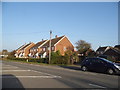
[49,30,52,64]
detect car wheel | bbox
[81,66,87,71]
[107,68,114,75]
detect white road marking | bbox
[2,70,31,72]
[2,65,62,79]
[19,62,98,75]
[2,67,19,68]
[13,62,81,72]
[2,75,62,78]
[30,70,61,77]
[89,83,106,88]
[2,65,13,67]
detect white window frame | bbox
[43,48,45,51]
[52,47,54,51]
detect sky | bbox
[0,2,2,52]
[2,2,118,52]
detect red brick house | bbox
[29,40,48,58]
[39,35,74,58]
[15,44,26,58]
[15,42,35,58]
[15,35,74,58]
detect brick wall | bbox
[55,37,74,55]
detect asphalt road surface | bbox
[1,60,120,89]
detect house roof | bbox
[114,45,120,50]
[16,44,26,51]
[30,40,48,49]
[113,48,120,54]
[21,42,34,50]
[103,48,120,56]
[96,46,110,52]
[42,35,65,47]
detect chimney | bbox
[55,35,58,38]
[42,39,44,41]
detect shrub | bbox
[28,58,40,63]
[28,58,48,63]
[51,51,60,64]
[60,56,68,64]
[7,56,48,63]
[50,50,70,65]
[7,56,27,61]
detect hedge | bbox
[7,56,48,63]
[28,58,48,63]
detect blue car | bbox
[81,57,120,75]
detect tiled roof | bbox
[96,46,109,52]
[21,42,33,50]
[16,44,26,51]
[42,35,65,47]
[30,40,48,49]
[113,48,120,54]
[114,45,120,49]
[103,48,120,56]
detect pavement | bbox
[1,60,120,89]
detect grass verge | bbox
[1,58,76,67]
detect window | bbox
[21,50,24,52]
[93,58,103,64]
[100,51,103,54]
[52,47,54,51]
[43,48,45,51]
[64,46,66,51]
[97,52,99,54]
[48,47,50,50]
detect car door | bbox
[82,58,93,70]
[86,58,96,71]
[97,59,108,72]
[82,59,91,68]
[93,58,107,72]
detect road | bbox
[1,60,120,89]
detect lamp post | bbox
[49,30,52,64]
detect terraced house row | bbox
[15,35,74,58]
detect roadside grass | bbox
[1,58,78,67]
[1,58,50,66]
